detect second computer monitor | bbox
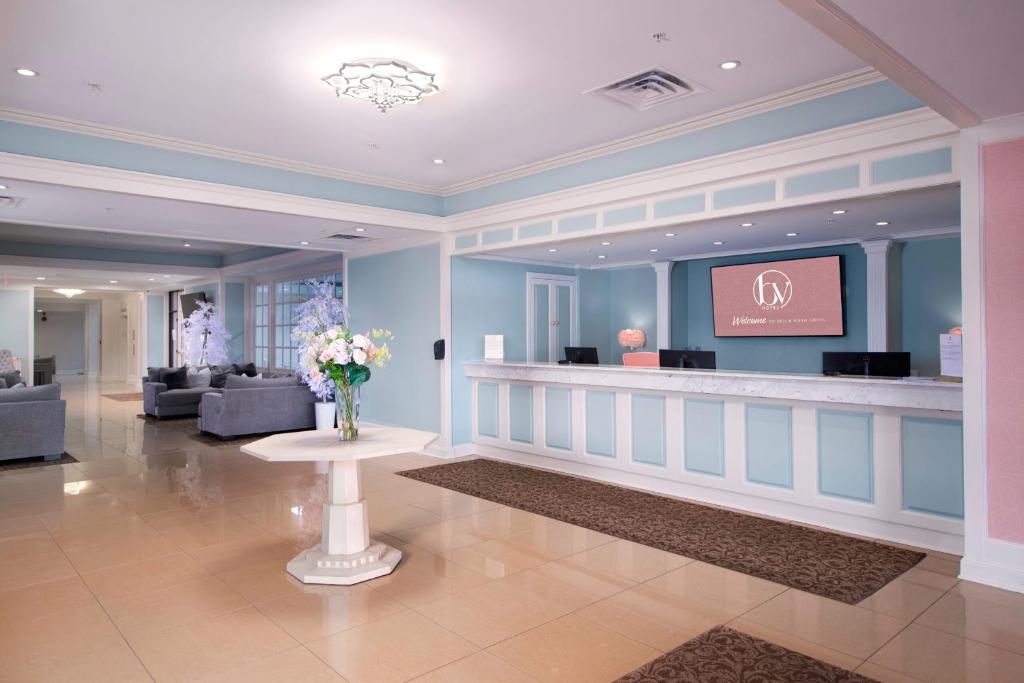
[659,349,716,369]
[563,347,599,365]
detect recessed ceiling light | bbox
[786,232,799,237]
[713,241,724,246]
[183,242,191,247]
[600,241,612,246]
[547,248,558,253]
[665,233,676,237]
[300,241,310,246]
[35,277,45,281]
[875,221,890,227]
[831,209,847,215]
[355,227,365,232]
[433,158,444,165]
[15,67,37,77]
[147,278,155,281]
[0,184,7,190]
[162,274,170,278]
[740,222,754,227]
[109,280,118,284]
[649,248,659,253]
[597,255,607,259]
[719,60,741,70]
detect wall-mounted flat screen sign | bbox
[711,255,844,337]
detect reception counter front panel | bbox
[466,361,964,553]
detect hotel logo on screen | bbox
[712,255,844,337]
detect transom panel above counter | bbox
[464,361,964,554]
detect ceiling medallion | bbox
[323,58,439,113]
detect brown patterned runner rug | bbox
[615,626,877,683]
[398,459,923,603]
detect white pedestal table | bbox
[241,426,436,585]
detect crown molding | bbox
[0,106,439,195]
[442,68,887,195]
[0,69,886,201]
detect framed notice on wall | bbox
[711,255,845,337]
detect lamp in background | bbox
[618,328,647,352]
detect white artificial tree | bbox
[181,300,230,366]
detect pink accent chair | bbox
[622,352,660,367]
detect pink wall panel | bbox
[984,137,1024,543]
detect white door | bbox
[526,273,578,363]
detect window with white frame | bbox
[253,271,342,371]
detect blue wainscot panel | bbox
[871,147,952,184]
[477,382,500,438]
[558,213,597,233]
[585,391,616,458]
[684,399,725,476]
[454,234,478,249]
[653,193,705,219]
[818,410,874,502]
[631,394,666,467]
[545,387,573,450]
[481,227,514,245]
[603,204,646,227]
[713,181,776,210]
[509,384,533,444]
[746,404,793,488]
[902,417,964,518]
[784,165,860,198]
[519,221,552,239]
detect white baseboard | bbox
[468,443,964,555]
[960,557,1024,593]
[418,442,475,460]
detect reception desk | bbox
[465,361,965,553]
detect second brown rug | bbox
[398,458,923,603]
[615,626,877,683]
[103,392,145,402]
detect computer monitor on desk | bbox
[659,349,717,369]
[561,347,599,365]
[822,352,910,378]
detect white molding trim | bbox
[0,106,438,195]
[652,262,673,349]
[443,68,886,195]
[0,152,448,235]
[0,69,884,199]
[447,108,956,233]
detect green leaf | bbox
[347,364,371,387]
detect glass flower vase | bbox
[335,385,360,441]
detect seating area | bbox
[2,2,1024,681]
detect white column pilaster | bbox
[652,261,674,350]
[861,240,892,352]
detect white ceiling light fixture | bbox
[15,67,37,77]
[786,232,799,237]
[598,255,607,259]
[54,288,84,298]
[719,60,741,70]
[35,276,45,281]
[433,158,445,165]
[148,278,155,281]
[665,233,676,237]
[713,241,724,245]
[323,58,440,113]
[831,209,847,215]
[300,241,310,246]
[354,227,366,232]
[649,248,659,253]
[600,241,612,246]
[183,242,191,247]
[109,280,118,284]
[0,184,7,190]
[876,221,890,226]
[740,222,754,227]
[547,248,558,253]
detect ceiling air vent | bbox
[588,68,705,111]
[324,233,372,241]
[0,196,24,208]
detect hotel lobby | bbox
[1,1,1023,681]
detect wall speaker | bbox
[433,339,445,360]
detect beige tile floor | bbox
[1,377,1023,681]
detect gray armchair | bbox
[0,383,66,461]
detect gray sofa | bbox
[0,383,66,461]
[198,374,316,439]
[143,381,219,418]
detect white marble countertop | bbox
[241,426,438,463]
[464,361,962,413]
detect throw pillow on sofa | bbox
[1,371,21,388]
[186,367,212,388]
[158,367,188,390]
[234,362,259,378]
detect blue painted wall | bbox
[578,266,657,365]
[451,256,574,444]
[146,294,164,368]
[0,289,32,376]
[899,236,961,376]
[224,282,246,364]
[348,243,441,432]
[671,244,868,373]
